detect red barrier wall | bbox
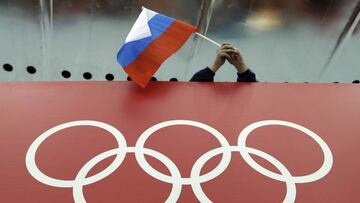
[0,81,359,202]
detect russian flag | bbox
[117,7,197,88]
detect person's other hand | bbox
[210,43,233,72]
[210,43,247,73]
[226,45,248,74]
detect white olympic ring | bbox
[190,146,296,203]
[25,120,127,188]
[25,119,333,203]
[135,120,231,185]
[238,120,333,183]
[73,147,182,203]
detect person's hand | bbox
[209,43,233,72]
[210,43,247,73]
[226,45,248,74]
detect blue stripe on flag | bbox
[117,14,175,68]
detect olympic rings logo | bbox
[25,120,333,203]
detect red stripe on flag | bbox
[124,20,197,88]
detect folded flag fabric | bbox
[117,7,198,88]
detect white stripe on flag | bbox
[125,7,157,43]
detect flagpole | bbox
[195,32,221,47]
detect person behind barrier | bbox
[190,43,257,82]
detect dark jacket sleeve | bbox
[190,67,257,82]
[190,67,215,82]
[237,69,257,82]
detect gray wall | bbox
[0,0,359,83]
